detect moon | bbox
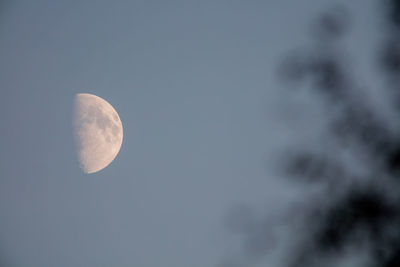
[73,93,123,174]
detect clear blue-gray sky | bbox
[0,1,379,266]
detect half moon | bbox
[73,93,123,174]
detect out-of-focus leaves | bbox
[388,0,400,27]
[312,7,350,41]
[381,40,400,74]
[228,3,400,267]
[285,151,346,183]
[316,187,399,251]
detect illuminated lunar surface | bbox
[73,93,123,174]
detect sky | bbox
[0,1,382,266]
